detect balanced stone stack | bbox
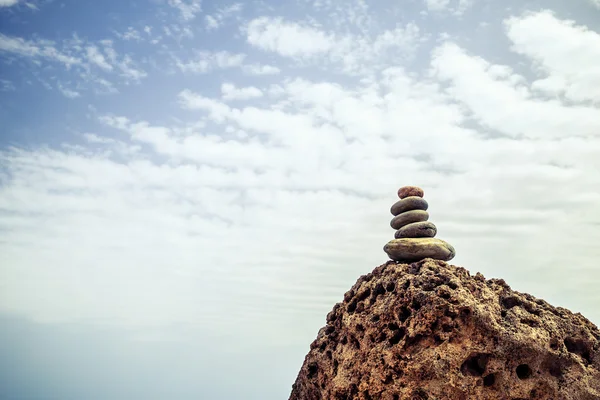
[383,186,456,262]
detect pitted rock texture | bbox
[289,259,600,400]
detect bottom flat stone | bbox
[384,238,455,262]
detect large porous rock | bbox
[289,259,600,400]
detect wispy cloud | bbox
[115,27,143,41]
[587,0,600,8]
[175,51,245,73]
[244,17,422,75]
[246,17,335,57]
[242,63,280,75]
[117,55,147,81]
[0,34,80,67]
[505,11,600,103]
[204,3,243,31]
[57,83,80,98]
[83,133,115,144]
[86,45,113,71]
[423,0,475,15]
[0,33,146,95]
[424,0,451,12]
[431,41,600,138]
[174,49,281,76]
[168,0,202,21]
[0,79,16,91]
[221,82,263,101]
[0,0,20,7]
[5,44,600,332]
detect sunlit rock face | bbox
[290,259,600,400]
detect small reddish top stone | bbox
[398,186,424,199]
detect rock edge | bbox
[289,259,600,400]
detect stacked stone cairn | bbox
[383,186,456,262]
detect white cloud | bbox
[221,83,263,101]
[0,34,37,56]
[246,17,335,57]
[425,0,451,11]
[0,33,146,93]
[5,52,600,333]
[168,0,202,21]
[101,41,118,64]
[244,17,422,75]
[205,15,219,30]
[57,84,81,98]
[178,90,231,122]
[430,42,600,139]
[176,58,209,73]
[204,3,243,31]
[176,51,281,76]
[165,24,194,39]
[0,0,19,7]
[117,55,147,81]
[93,77,119,94]
[0,34,80,67]
[176,51,246,73]
[117,27,143,41]
[0,79,16,91]
[588,0,600,8]
[423,0,474,15]
[305,0,373,33]
[505,11,600,103]
[84,133,115,144]
[336,23,422,74]
[213,51,245,68]
[86,45,113,70]
[242,64,281,75]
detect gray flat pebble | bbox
[390,210,429,230]
[395,221,437,239]
[390,196,428,216]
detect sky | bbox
[1,0,600,398]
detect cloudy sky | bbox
[1,0,600,398]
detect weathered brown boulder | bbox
[289,259,600,400]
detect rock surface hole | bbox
[516,364,532,380]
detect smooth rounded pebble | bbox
[397,186,424,199]
[395,221,437,239]
[383,238,455,262]
[390,196,428,216]
[390,210,429,230]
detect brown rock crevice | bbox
[289,259,600,400]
